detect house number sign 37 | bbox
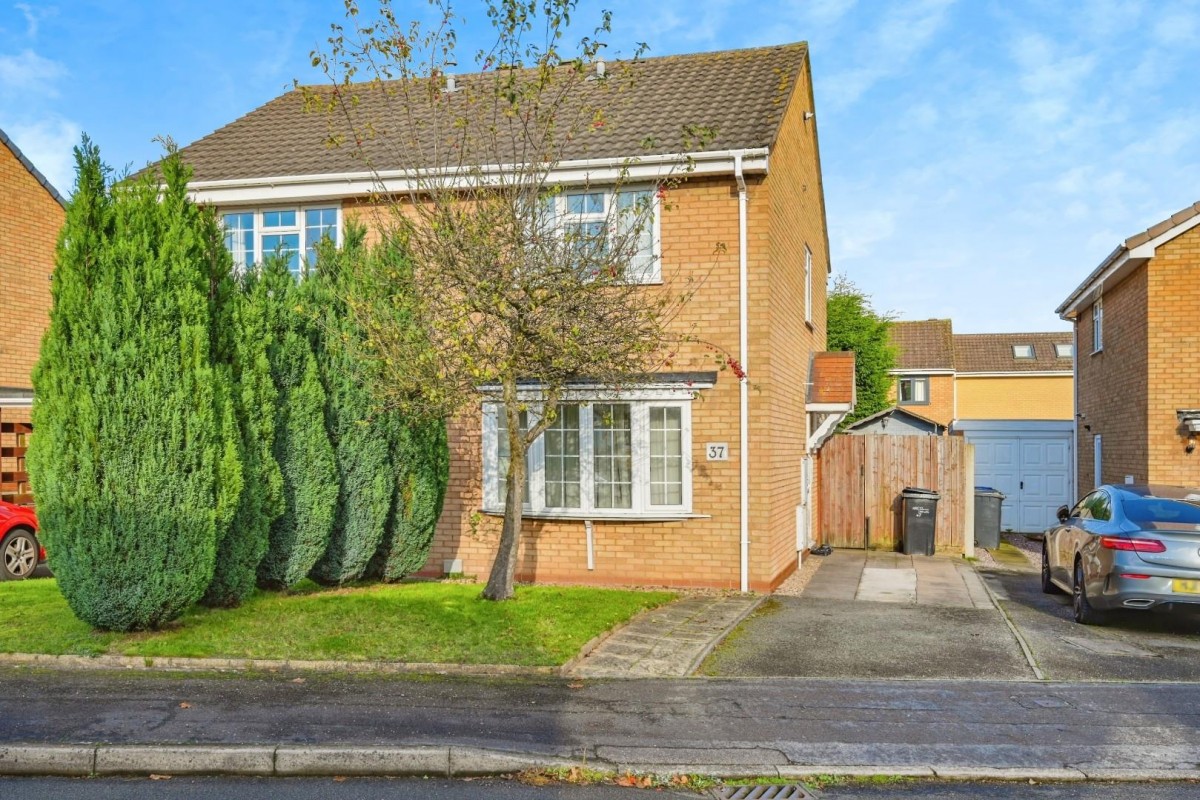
[706,443,729,461]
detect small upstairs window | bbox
[1092,299,1104,352]
[1012,344,1034,359]
[1055,343,1073,359]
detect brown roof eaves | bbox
[889,319,955,371]
[175,43,810,184]
[953,332,1074,374]
[1056,200,1200,318]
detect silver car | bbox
[1042,484,1200,625]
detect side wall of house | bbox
[757,58,829,587]
[1145,224,1200,485]
[1075,266,1149,489]
[0,142,62,397]
[956,375,1074,420]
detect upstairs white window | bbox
[1012,344,1034,359]
[1055,343,1073,359]
[804,245,813,324]
[482,396,692,517]
[1092,298,1103,352]
[221,206,341,278]
[547,188,660,283]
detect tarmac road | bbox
[2,667,1198,776]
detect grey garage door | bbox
[963,425,1073,534]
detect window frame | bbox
[1054,342,1073,359]
[481,393,693,518]
[1092,298,1103,353]
[1012,344,1035,359]
[897,376,930,406]
[220,205,343,277]
[803,245,813,325]
[549,186,662,285]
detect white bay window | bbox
[482,394,692,517]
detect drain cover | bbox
[716,786,811,800]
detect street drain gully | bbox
[715,786,812,800]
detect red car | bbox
[1,500,44,581]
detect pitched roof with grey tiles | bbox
[845,405,945,434]
[175,43,810,182]
[888,319,954,371]
[0,126,66,207]
[953,332,1073,374]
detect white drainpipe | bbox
[736,153,750,594]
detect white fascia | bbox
[956,371,1074,378]
[807,406,852,451]
[890,368,954,376]
[1057,211,1200,320]
[187,149,771,206]
[478,381,714,403]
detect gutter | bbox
[188,149,771,205]
[735,153,750,595]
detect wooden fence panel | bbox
[817,434,972,553]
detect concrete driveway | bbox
[702,548,1200,681]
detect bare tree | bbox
[308,0,714,600]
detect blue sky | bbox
[2,0,1198,333]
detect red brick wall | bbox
[0,140,63,392]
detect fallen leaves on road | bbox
[178,702,191,709]
[148,774,172,781]
[615,773,654,788]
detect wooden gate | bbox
[817,434,971,553]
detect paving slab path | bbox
[804,550,993,609]
[566,595,762,678]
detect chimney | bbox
[595,59,606,79]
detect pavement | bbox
[566,595,763,678]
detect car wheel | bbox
[1,529,39,581]
[1041,543,1064,594]
[1073,558,1107,625]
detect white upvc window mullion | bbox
[631,403,651,511]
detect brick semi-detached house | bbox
[1057,201,1200,492]
[887,319,1075,532]
[173,43,854,591]
[1,128,65,503]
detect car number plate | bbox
[1172,579,1200,595]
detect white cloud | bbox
[834,208,896,261]
[14,3,56,39]
[821,0,956,108]
[0,48,66,95]
[4,116,81,195]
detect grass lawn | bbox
[0,578,673,667]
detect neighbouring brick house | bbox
[1,127,65,504]
[1056,201,1200,492]
[887,319,1075,532]
[175,43,853,591]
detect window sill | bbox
[1091,347,1103,356]
[480,508,709,522]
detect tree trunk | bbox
[482,383,525,600]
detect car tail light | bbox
[1119,573,1152,579]
[1100,536,1166,553]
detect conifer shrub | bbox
[254,259,338,590]
[304,248,394,586]
[202,267,284,607]
[368,414,449,581]
[28,140,230,631]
